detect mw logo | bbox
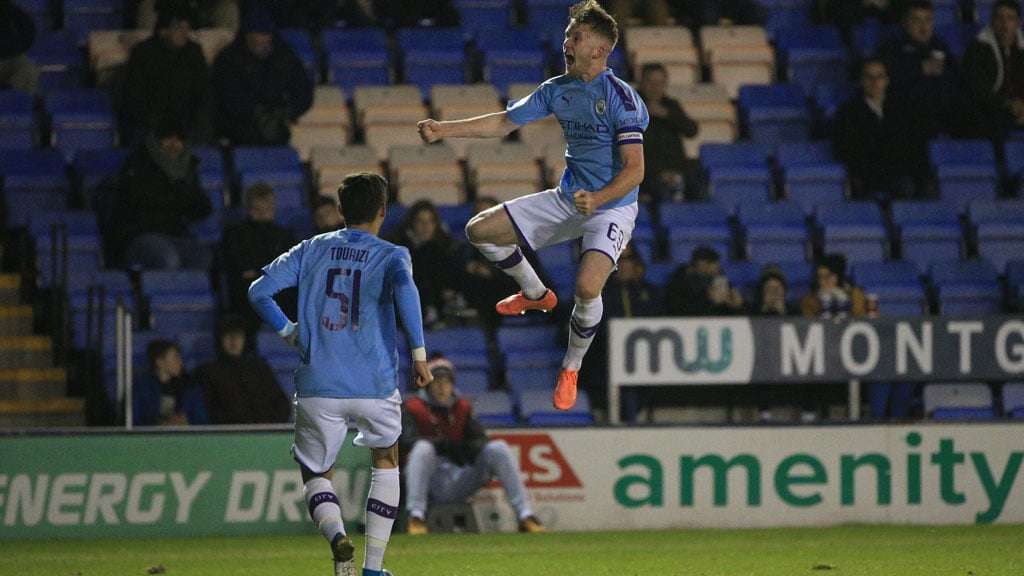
[625,327,733,374]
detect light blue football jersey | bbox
[507,68,649,209]
[250,228,425,400]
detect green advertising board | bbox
[0,431,371,540]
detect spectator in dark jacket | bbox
[636,63,700,206]
[399,357,544,535]
[108,120,213,270]
[963,0,1024,141]
[195,314,291,424]
[219,182,297,335]
[120,1,214,145]
[664,246,745,317]
[0,0,39,94]
[133,339,209,426]
[211,6,313,145]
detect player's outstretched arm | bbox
[417,111,517,142]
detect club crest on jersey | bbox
[594,98,607,115]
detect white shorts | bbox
[504,189,638,264]
[292,390,402,474]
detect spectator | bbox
[133,339,209,426]
[195,314,291,424]
[133,0,240,31]
[107,120,213,270]
[799,253,867,422]
[664,246,745,317]
[587,244,663,422]
[312,195,345,234]
[219,182,297,335]
[460,197,521,329]
[120,1,214,145]
[0,0,40,95]
[635,63,700,207]
[211,5,313,146]
[400,357,545,535]
[876,0,969,139]
[832,58,929,200]
[746,264,799,422]
[963,0,1024,141]
[386,199,466,327]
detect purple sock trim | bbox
[570,318,600,339]
[495,246,524,270]
[366,498,398,519]
[308,491,339,519]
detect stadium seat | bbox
[736,83,812,153]
[923,382,995,421]
[278,28,318,83]
[506,366,560,396]
[456,0,513,36]
[73,148,129,209]
[774,25,850,97]
[424,326,490,370]
[519,388,594,426]
[497,324,564,370]
[967,199,1024,272]
[138,269,217,334]
[322,28,392,96]
[928,139,999,210]
[471,390,518,426]
[388,144,463,205]
[231,146,305,208]
[700,25,775,99]
[67,269,135,350]
[397,28,467,98]
[311,145,381,197]
[661,202,735,263]
[44,89,117,163]
[699,141,774,209]
[850,260,927,316]
[776,141,847,208]
[891,200,963,269]
[668,83,737,158]
[28,31,86,93]
[0,90,37,149]
[738,201,809,263]
[465,141,541,203]
[1003,382,1024,418]
[721,260,763,301]
[479,29,546,100]
[815,201,888,264]
[624,26,700,85]
[928,258,1004,316]
[811,81,857,125]
[0,149,70,227]
[63,0,123,46]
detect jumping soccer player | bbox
[249,172,432,576]
[417,0,647,412]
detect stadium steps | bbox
[0,305,34,335]
[0,397,85,427]
[0,273,20,305]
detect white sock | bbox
[364,467,400,572]
[473,243,546,299]
[303,477,344,543]
[563,294,603,371]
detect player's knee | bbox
[482,439,512,462]
[574,280,603,301]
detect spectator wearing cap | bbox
[664,245,745,317]
[120,0,214,145]
[399,357,545,535]
[107,119,213,270]
[211,5,313,145]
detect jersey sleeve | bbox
[247,240,305,333]
[611,81,649,147]
[506,81,553,126]
[388,246,426,350]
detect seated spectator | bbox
[799,253,867,422]
[876,0,971,139]
[963,0,1024,141]
[211,5,313,146]
[219,182,297,335]
[386,200,467,327]
[195,314,291,424]
[107,120,213,270]
[832,58,931,200]
[133,339,209,426]
[120,1,213,145]
[747,264,799,422]
[400,357,545,535]
[636,63,700,208]
[664,246,745,317]
[0,0,39,94]
[312,195,345,234]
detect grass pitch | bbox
[4,524,1023,576]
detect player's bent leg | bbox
[467,203,549,304]
[299,466,352,576]
[556,252,614,410]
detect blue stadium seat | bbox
[67,269,135,349]
[73,148,129,209]
[1003,382,1024,418]
[256,329,297,373]
[722,260,763,301]
[0,149,69,227]
[1002,139,1024,195]
[477,29,546,99]
[0,90,37,150]
[850,260,927,316]
[397,28,467,98]
[928,139,999,210]
[44,89,117,163]
[738,201,809,263]
[497,324,563,369]
[456,0,513,36]
[812,82,857,124]
[232,146,306,208]
[737,83,812,152]
[453,368,492,397]
[928,258,1004,316]
[535,241,577,274]
[776,141,847,207]
[935,23,976,61]
[424,326,490,370]
[506,366,559,396]
[815,201,888,264]
[63,0,123,46]
[278,28,318,83]
[472,390,518,426]
[437,203,473,235]
[322,28,392,96]
[28,31,85,93]
[138,270,217,334]
[968,199,1024,271]
[660,202,735,263]
[774,26,850,97]
[700,142,774,208]
[524,0,576,30]
[519,388,593,426]
[891,200,963,269]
